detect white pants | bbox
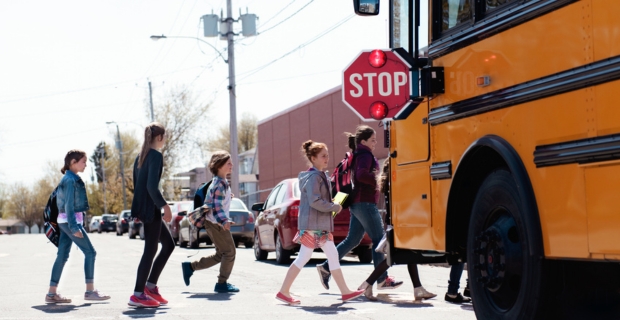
[292,240,341,270]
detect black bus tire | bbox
[467,169,545,319]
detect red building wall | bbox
[257,86,389,200]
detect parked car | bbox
[0,229,6,235]
[89,216,102,233]
[128,218,143,240]
[98,214,118,233]
[178,198,255,249]
[167,201,193,244]
[252,178,373,264]
[116,210,131,236]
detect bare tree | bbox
[32,178,55,233]
[0,183,7,219]
[205,112,258,153]
[6,183,38,233]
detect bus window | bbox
[485,0,524,13]
[441,0,473,32]
[391,0,409,50]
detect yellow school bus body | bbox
[390,0,620,261]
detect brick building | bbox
[257,86,389,200]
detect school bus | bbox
[353,0,620,318]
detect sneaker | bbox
[444,292,471,304]
[45,293,71,304]
[84,289,110,301]
[128,293,160,308]
[144,286,168,305]
[414,286,437,301]
[214,282,240,293]
[377,276,403,290]
[182,262,194,286]
[342,289,365,302]
[360,285,377,301]
[275,292,300,306]
[463,285,471,298]
[316,264,330,290]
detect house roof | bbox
[0,219,25,227]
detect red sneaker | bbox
[128,293,160,308]
[342,289,365,302]
[144,286,168,305]
[275,292,300,306]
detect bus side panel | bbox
[594,81,620,136]
[585,164,620,254]
[392,165,436,249]
[592,0,620,64]
[431,89,592,259]
[432,2,588,107]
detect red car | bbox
[252,178,373,264]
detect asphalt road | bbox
[0,232,476,320]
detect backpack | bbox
[330,152,355,209]
[43,187,60,247]
[193,181,213,210]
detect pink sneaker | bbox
[144,286,168,305]
[276,292,300,306]
[128,293,160,308]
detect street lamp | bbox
[106,121,127,210]
[149,32,240,196]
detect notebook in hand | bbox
[332,192,348,217]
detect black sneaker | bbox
[316,264,330,290]
[445,292,471,304]
[182,262,194,286]
[463,287,471,298]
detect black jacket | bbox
[131,149,167,223]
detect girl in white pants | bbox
[276,140,365,305]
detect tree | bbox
[0,183,7,219]
[32,178,55,233]
[205,112,258,153]
[6,183,38,233]
[149,86,211,200]
[89,141,110,183]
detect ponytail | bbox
[301,140,327,163]
[138,122,165,168]
[345,125,375,151]
[61,149,87,174]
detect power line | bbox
[0,126,108,148]
[257,0,298,29]
[2,100,143,120]
[237,69,339,86]
[257,0,313,35]
[236,14,355,82]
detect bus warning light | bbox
[368,50,387,68]
[369,101,389,120]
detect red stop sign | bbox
[342,49,413,121]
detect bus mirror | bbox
[353,0,380,16]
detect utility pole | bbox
[226,0,240,196]
[107,122,127,210]
[148,80,155,122]
[98,145,107,214]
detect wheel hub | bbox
[475,229,506,292]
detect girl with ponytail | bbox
[316,125,403,298]
[128,122,175,308]
[47,150,110,304]
[275,140,365,305]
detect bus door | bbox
[391,100,433,249]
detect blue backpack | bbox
[43,187,60,247]
[193,181,213,210]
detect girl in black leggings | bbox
[128,122,175,308]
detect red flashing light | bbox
[369,101,388,120]
[368,49,387,68]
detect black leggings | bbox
[365,259,422,288]
[134,212,175,292]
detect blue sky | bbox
[0,0,427,185]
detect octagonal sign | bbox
[342,49,414,121]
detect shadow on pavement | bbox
[122,307,169,318]
[460,304,474,311]
[297,304,355,315]
[32,303,105,313]
[183,292,234,301]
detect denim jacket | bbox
[56,170,90,234]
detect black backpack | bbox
[193,181,213,210]
[329,152,355,209]
[43,187,60,247]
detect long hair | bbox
[379,158,390,194]
[301,140,328,164]
[209,151,232,175]
[138,122,165,168]
[345,125,375,151]
[61,149,87,174]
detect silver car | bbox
[178,198,255,249]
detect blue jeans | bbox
[448,262,465,294]
[50,223,96,286]
[320,202,388,283]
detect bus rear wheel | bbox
[467,169,545,319]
